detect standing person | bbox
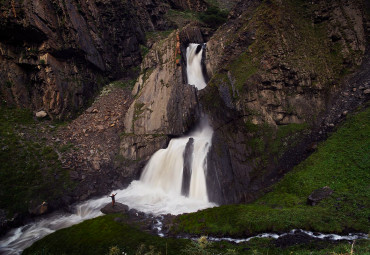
[108,193,117,207]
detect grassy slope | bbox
[174,107,370,236]
[0,106,73,217]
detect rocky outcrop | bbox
[201,0,369,204]
[124,30,199,136]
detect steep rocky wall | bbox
[0,0,178,119]
[202,0,368,204]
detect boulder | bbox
[100,202,129,214]
[35,111,47,118]
[307,186,333,206]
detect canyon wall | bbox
[202,0,368,203]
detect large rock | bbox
[124,30,200,136]
[307,186,334,206]
[100,202,129,214]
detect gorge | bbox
[0,0,369,254]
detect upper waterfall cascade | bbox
[186,43,207,90]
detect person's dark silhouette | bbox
[108,193,117,207]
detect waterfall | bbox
[186,43,207,90]
[0,42,213,254]
[141,118,213,201]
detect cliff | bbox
[120,0,369,204]
[201,0,369,203]
[0,0,205,119]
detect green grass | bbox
[110,79,136,89]
[173,108,370,236]
[22,215,370,255]
[0,106,74,217]
[145,30,175,43]
[165,9,199,28]
[23,214,190,255]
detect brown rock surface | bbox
[0,0,174,119]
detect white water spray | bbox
[186,43,207,90]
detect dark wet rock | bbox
[274,231,317,248]
[127,209,145,219]
[100,203,129,215]
[308,186,334,206]
[182,137,194,196]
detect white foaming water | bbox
[186,43,207,90]
[206,229,369,243]
[0,198,106,255]
[141,118,213,202]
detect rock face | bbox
[201,0,368,204]
[125,30,200,136]
[0,0,175,119]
